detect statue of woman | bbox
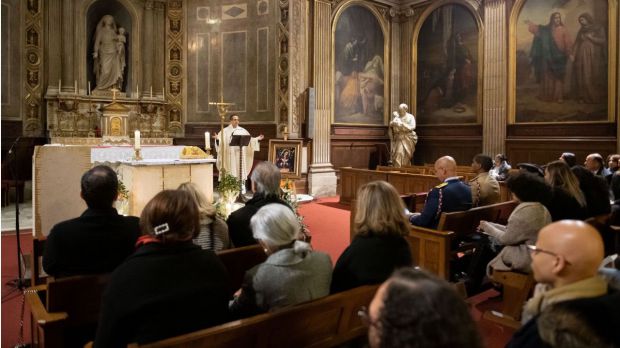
[92,15,125,91]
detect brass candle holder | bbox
[133,148,143,161]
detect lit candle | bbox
[150,86,153,98]
[74,80,77,94]
[136,84,139,97]
[205,132,210,149]
[162,86,165,99]
[88,81,91,95]
[134,130,141,150]
[58,79,61,93]
[284,126,288,133]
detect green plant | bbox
[218,169,242,195]
[117,178,129,200]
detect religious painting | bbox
[268,139,302,178]
[415,4,480,125]
[333,5,387,125]
[511,0,615,123]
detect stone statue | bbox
[388,103,418,167]
[92,15,126,91]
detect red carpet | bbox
[1,197,514,347]
[2,231,33,348]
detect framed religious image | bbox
[268,139,302,178]
[509,0,617,123]
[332,4,388,126]
[413,2,482,125]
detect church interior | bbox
[2,0,620,346]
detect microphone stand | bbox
[6,136,26,290]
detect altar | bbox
[33,145,215,238]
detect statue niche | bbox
[92,15,127,92]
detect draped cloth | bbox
[388,112,417,168]
[215,125,260,181]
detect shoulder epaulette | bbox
[435,182,448,189]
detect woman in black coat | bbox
[94,190,230,347]
[331,181,413,293]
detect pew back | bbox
[217,245,267,294]
[137,285,379,348]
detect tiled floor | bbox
[1,181,33,233]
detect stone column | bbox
[142,0,154,97]
[482,0,507,155]
[308,0,337,197]
[288,0,309,140]
[47,0,62,86]
[399,12,415,106]
[153,1,166,95]
[389,10,401,109]
[61,0,74,91]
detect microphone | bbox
[7,136,21,155]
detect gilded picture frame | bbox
[331,2,390,126]
[268,139,303,178]
[411,0,484,126]
[508,0,617,124]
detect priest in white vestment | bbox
[214,114,264,184]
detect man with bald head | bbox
[409,156,471,228]
[507,220,608,347]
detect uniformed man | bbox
[469,154,500,207]
[409,156,472,229]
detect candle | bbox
[283,126,288,133]
[74,80,77,94]
[150,86,153,98]
[88,81,91,95]
[205,132,210,149]
[162,86,165,99]
[136,84,139,97]
[58,79,61,93]
[134,130,141,150]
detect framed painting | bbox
[333,4,388,125]
[509,0,617,123]
[268,139,302,178]
[413,2,482,125]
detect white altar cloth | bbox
[91,146,187,163]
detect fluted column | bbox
[482,0,507,155]
[61,0,74,90]
[47,0,62,85]
[399,13,415,106]
[153,1,165,95]
[308,0,337,197]
[142,0,154,97]
[390,13,401,109]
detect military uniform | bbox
[410,178,472,229]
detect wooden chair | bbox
[29,236,48,286]
[483,270,535,329]
[26,273,111,348]
[216,245,267,294]
[133,285,379,348]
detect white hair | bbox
[250,203,311,253]
[250,161,281,196]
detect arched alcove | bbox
[86,0,133,92]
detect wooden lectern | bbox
[230,134,251,202]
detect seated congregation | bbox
[28,151,620,348]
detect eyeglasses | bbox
[357,306,378,328]
[526,244,571,265]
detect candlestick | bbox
[205,132,210,149]
[284,126,288,133]
[58,79,61,94]
[136,84,139,98]
[88,81,91,95]
[74,80,77,94]
[134,130,141,150]
[150,86,153,98]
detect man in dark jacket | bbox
[227,161,291,246]
[43,165,140,278]
[409,156,471,229]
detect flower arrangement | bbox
[216,170,242,218]
[118,178,130,200]
[280,179,311,242]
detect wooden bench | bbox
[26,273,111,348]
[132,285,379,348]
[483,270,535,329]
[407,201,518,280]
[216,245,267,294]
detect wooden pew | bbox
[216,245,267,294]
[407,201,518,280]
[133,285,379,348]
[483,270,535,329]
[339,167,387,205]
[30,236,47,285]
[26,273,110,348]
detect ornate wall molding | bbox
[277,0,290,135]
[24,0,44,136]
[166,0,184,135]
[288,0,309,138]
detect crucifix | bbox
[208,95,235,179]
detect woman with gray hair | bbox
[229,203,332,317]
[227,161,291,247]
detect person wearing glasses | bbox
[362,268,482,348]
[506,220,608,347]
